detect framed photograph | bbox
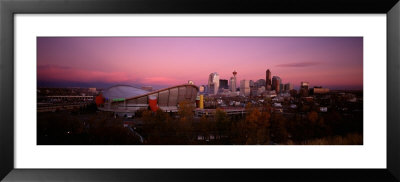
[1,0,399,181]
[34,36,364,146]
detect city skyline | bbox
[37,37,363,90]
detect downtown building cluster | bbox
[199,69,307,97]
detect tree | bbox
[141,108,174,144]
[198,115,212,142]
[270,113,288,144]
[176,100,195,143]
[214,108,230,142]
[178,100,194,122]
[308,111,318,124]
[244,103,271,144]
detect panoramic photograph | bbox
[37,37,363,145]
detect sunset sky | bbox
[37,37,363,90]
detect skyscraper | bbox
[300,81,309,97]
[230,70,237,92]
[272,76,282,93]
[255,79,266,88]
[240,79,250,96]
[266,69,271,90]
[219,79,229,90]
[284,83,294,91]
[208,72,220,95]
[301,82,309,90]
[249,80,254,88]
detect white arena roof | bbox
[98,84,199,113]
[102,85,149,99]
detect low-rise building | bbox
[312,87,330,94]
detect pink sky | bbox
[37,37,363,90]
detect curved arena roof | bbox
[99,84,199,113]
[102,85,149,100]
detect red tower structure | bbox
[230,70,238,92]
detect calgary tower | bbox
[230,70,237,92]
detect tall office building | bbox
[208,72,220,95]
[255,79,266,88]
[301,82,309,90]
[284,83,294,91]
[230,70,237,92]
[300,81,310,97]
[272,76,282,93]
[249,80,254,88]
[219,79,229,90]
[266,69,272,90]
[240,79,250,96]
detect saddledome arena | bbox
[96,84,199,116]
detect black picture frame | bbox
[1,0,399,181]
